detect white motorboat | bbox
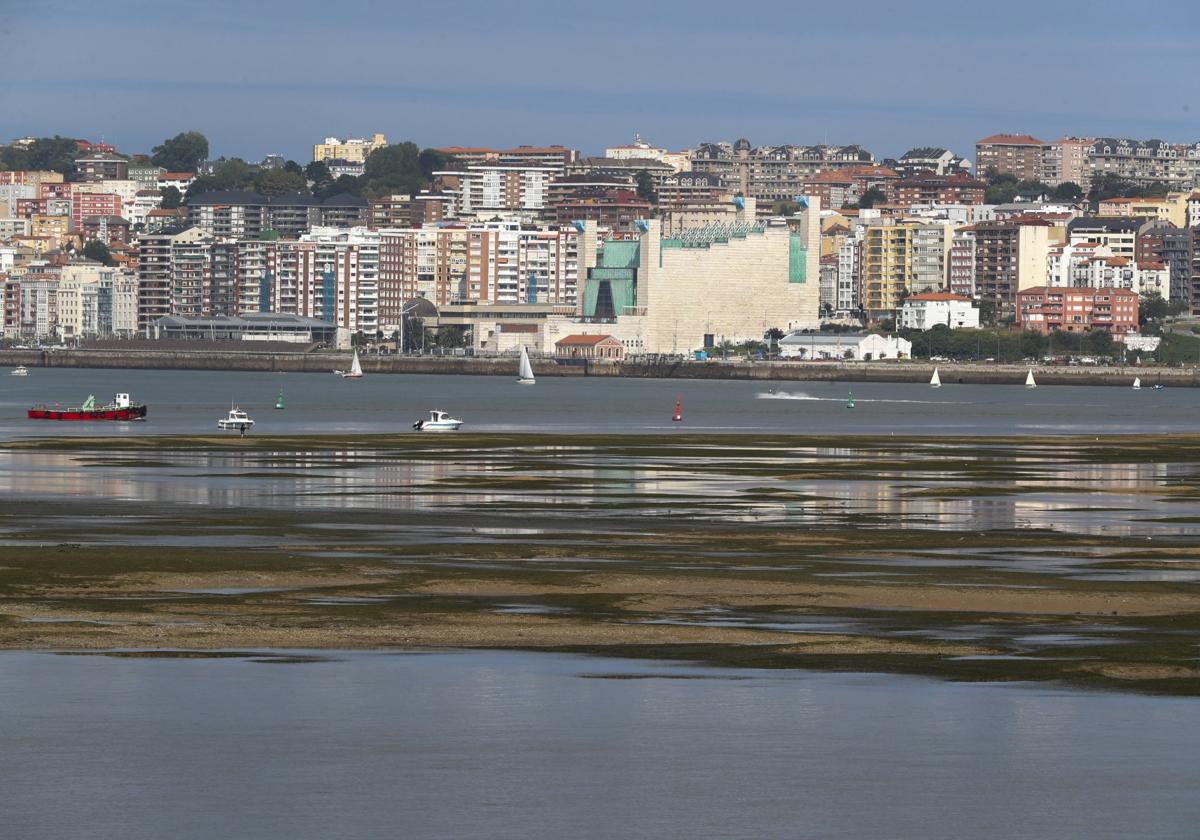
[218,405,255,431]
[930,367,941,388]
[11,365,29,376]
[412,409,463,431]
[1025,368,1037,389]
[1132,377,1141,390]
[517,345,536,385]
[336,348,363,379]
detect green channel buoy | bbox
[847,391,854,409]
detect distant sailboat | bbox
[275,387,285,409]
[1025,368,1037,389]
[517,345,536,385]
[930,367,941,388]
[340,348,363,379]
[672,397,683,422]
[1132,377,1141,390]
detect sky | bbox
[3,0,1200,164]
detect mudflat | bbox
[2,433,1199,694]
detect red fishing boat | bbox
[28,392,147,421]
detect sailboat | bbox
[275,387,285,409]
[339,348,363,379]
[517,345,535,385]
[1025,368,1037,389]
[1132,377,1141,390]
[930,367,941,388]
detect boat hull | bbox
[28,405,147,421]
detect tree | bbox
[211,158,255,190]
[772,199,801,215]
[159,185,182,209]
[858,185,887,209]
[363,142,424,195]
[635,170,657,204]
[283,160,304,176]
[82,240,114,266]
[317,174,364,199]
[1051,181,1083,202]
[978,298,998,327]
[417,148,453,180]
[254,168,309,197]
[184,175,223,197]
[0,136,80,179]
[305,160,331,183]
[151,131,209,172]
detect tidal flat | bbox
[1,433,1199,695]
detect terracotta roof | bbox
[556,334,617,347]
[158,172,194,180]
[906,292,971,302]
[1142,260,1167,269]
[977,133,1045,146]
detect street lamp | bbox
[398,299,425,355]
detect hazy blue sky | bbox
[3,0,1198,163]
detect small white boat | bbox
[217,405,255,431]
[930,367,941,388]
[517,345,536,385]
[1025,368,1037,389]
[336,348,364,379]
[412,409,463,431]
[10,365,29,376]
[1133,377,1141,390]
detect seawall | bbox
[1,349,1194,387]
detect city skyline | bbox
[5,0,1199,163]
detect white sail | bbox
[1025,368,1037,388]
[1133,377,1141,390]
[517,345,535,384]
[930,367,941,388]
[347,348,363,378]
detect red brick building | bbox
[892,174,987,206]
[975,134,1045,181]
[555,334,624,361]
[1015,286,1139,336]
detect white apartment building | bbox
[452,166,558,217]
[835,227,862,313]
[899,292,980,330]
[271,227,379,334]
[57,264,138,339]
[948,226,976,297]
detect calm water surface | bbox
[1,650,1197,840]
[2,367,1197,437]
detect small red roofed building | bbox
[893,174,987,207]
[1015,287,1139,336]
[555,333,624,362]
[898,292,979,330]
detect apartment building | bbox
[268,228,379,334]
[1088,138,1200,189]
[898,293,979,330]
[975,134,1045,180]
[186,191,268,238]
[135,226,210,334]
[859,222,950,314]
[1067,217,1143,260]
[892,148,970,178]
[71,192,122,232]
[1016,287,1138,335]
[367,193,453,229]
[57,263,138,339]
[436,146,578,175]
[802,165,899,210]
[1041,137,1093,188]
[689,140,874,201]
[835,228,863,313]
[948,226,977,297]
[73,151,128,182]
[1097,193,1189,228]
[973,219,1052,309]
[448,166,557,218]
[3,274,58,339]
[312,134,386,164]
[892,174,986,206]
